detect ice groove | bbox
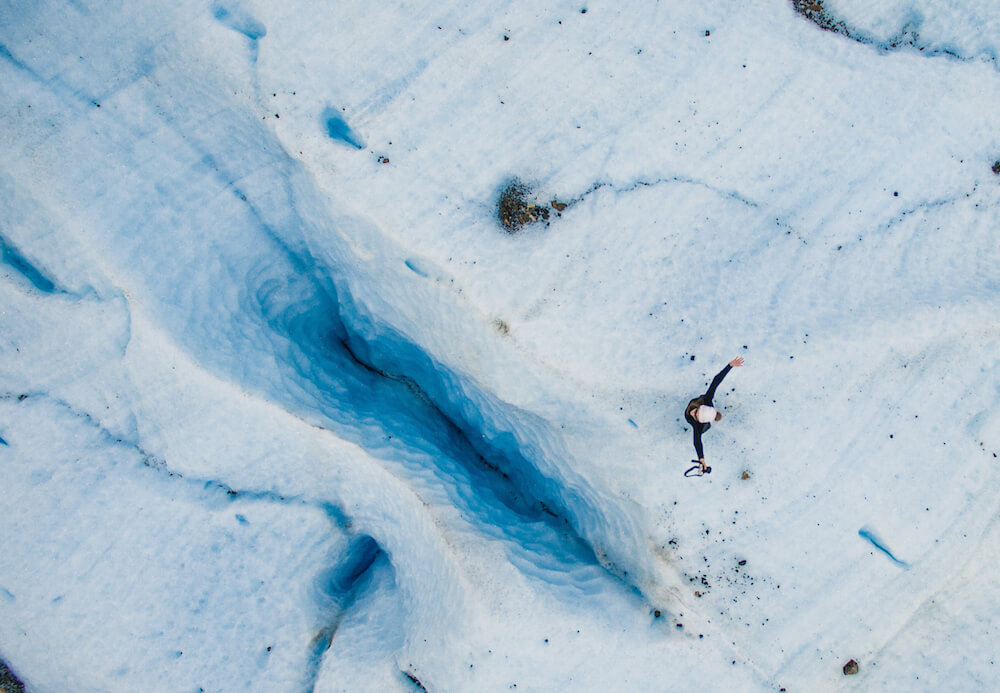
[560,176,805,243]
[3,28,659,610]
[306,536,387,692]
[0,230,63,294]
[791,0,1000,66]
[4,391,351,527]
[136,103,633,591]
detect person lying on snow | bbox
[684,356,744,474]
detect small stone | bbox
[843,659,859,675]
[993,160,1000,175]
[741,471,751,480]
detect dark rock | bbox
[791,0,850,35]
[843,659,859,675]
[0,659,25,693]
[497,179,550,232]
[403,671,428,691]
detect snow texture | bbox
[2,0,1000,691]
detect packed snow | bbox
[2,0,999,691]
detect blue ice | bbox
[859,525,909,568]
[404,258,430,278]
[212,1,266,40]
[322,108,365,149]
[0,233,58,293]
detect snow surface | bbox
[2,0,1000,691]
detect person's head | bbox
[695,405,721,423]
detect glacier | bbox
[2,0,1000,691]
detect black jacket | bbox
[684,364,732,459]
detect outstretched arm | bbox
[705,356,744,403]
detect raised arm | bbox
[704,356,744,403]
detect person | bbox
[684,356,744,474]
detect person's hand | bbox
[730,356,745,368]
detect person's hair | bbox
[715,411,722,421]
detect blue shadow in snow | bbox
[326,535,381,597]
[306,535,386,689]
[0,232,59,293]
[859,525,909,568]
[404,258,429,278]
[322,108,365,149]
[212,1,267,40]
[0,434,7,446]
